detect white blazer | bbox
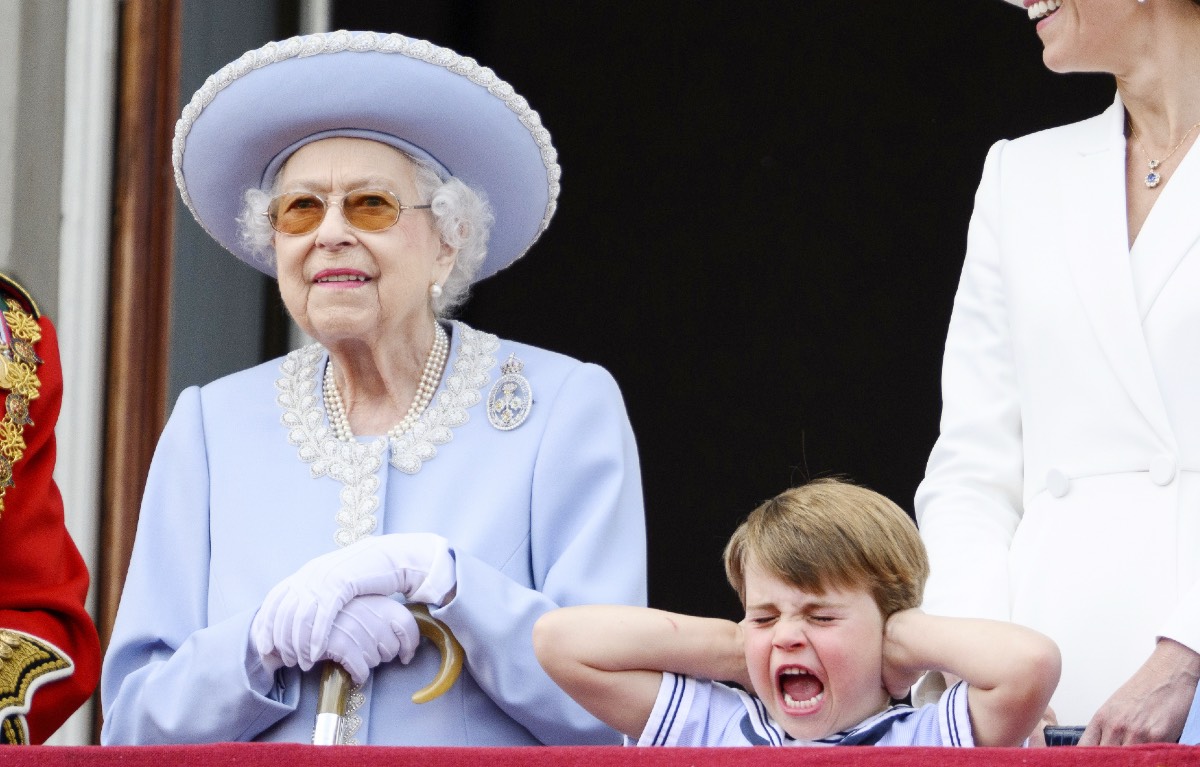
[916,95,1200,726]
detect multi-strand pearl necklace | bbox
[323,322,450,442]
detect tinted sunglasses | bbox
[265,188,432,235]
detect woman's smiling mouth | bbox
[1027,0,1062,21]
[314,269,370,285]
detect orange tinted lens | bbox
[269,193,326,234]
[343,190,401,231]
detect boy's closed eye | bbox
[744,614,779,627]
[743,611,839,627]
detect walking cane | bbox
[313,604,465,745]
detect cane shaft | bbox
[313,662,352,744]
[317,661,352,714]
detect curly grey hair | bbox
[237,149,494,317]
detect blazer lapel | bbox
[1128,131,1200,317]
[1061,96,1177,447]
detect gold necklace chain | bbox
[1129,116,1200,189]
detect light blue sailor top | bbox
[634,673,974,747]
[101,321,647,745]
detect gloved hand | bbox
[252,533,456,669]
[249,595,420,684]
[322,595,421,684]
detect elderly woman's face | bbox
[272,138,453,346]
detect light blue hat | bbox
[173,30,560,282]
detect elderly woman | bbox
[101,31,646,745]
[915,0,1200,746]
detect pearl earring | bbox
[430,282,443,299]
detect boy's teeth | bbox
[783,690,824,709]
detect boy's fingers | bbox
[1027,707,1057,747]
[1076,722,1101,746]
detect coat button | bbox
[1150,456,1177,486]
[1046,469,1070,498]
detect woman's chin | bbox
[1041,50,1072,74]
[304,316,379,349]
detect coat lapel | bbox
[1061,96,1177,447]
[1128,128,1200,318]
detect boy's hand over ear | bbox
[881,609,925,699]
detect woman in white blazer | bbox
[915,0,1200,746]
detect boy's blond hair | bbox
[723,478,928,618]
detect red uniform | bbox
[0,274,100,744]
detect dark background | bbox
[189,2,1115,623]
[332,2,1114,622]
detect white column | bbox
[48,0,118,745]
[299,0,331,34]
[0,2,21,270]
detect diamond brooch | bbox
[487,354,533,431]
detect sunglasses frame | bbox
[265,188,432,235]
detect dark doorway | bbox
[316,2,1114,620]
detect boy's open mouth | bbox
[778,667,825,711]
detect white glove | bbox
[249,595,420,684]
[252,533,456,669]
[322,595,420,684]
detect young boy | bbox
[534,478,1060,747]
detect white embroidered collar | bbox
[275,320,499,546]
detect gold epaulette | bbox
[0,630,74,745]
[0,274,43,518]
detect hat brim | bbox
[174,31,559,281]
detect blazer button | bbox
[1150,456,1177,486]
[1046,469,1070,498]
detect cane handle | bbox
[408,604,465,703]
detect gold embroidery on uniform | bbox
[0,299,41,517]
[0,630,70,744]
[2,306,40,345]
[0,715,26,745]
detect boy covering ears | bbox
[534,478,1060,747]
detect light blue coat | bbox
[102,322,647,745]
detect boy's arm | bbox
[883,609,1061,747]
[533,605,747,739]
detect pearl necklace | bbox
[322,322,449,442]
